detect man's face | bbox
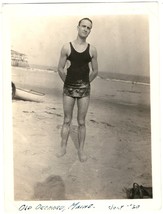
[77,20,92,39]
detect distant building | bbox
[11,50,29,68]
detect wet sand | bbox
[12,67,152,200]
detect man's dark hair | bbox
[78,18,93,26]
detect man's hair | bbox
[78,18,93,26]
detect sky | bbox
[3,2,159,77]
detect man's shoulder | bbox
[62,43,70,50]
[90,44,97,51]
[61,43,71,55]
[89,44,97,56]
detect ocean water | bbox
[98,71,150,84]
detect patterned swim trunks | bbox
[63,84,90,98]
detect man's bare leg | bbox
[77,96,90,162]
[56,95,75,158]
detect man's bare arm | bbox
[89,46,98,82]
[58,44,69,82]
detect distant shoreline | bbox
[12,65,150,85]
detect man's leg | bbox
[77,96,90,162]
[56,95,75,157]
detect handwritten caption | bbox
[19,202,94,212]
[18,202,141,212]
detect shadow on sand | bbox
[33,175,66,200]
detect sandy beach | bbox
[12,67,152,200]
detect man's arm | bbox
[89,46,98,82]
[58,44,69,82]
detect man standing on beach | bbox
[57,18,98,162]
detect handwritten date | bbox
[108,204,140,210]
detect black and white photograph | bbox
[1,1,162,213]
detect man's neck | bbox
[75,36,87,45]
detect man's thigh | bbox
[63,95,75,117]
[77,96,90,119]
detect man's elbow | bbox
[94,70,98,77]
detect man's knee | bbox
[77,118,85,127]
[64,116,72,126]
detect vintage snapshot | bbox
[2,1,161,213]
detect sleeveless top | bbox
[64,42,92,88]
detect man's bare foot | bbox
[78,150,87,162]
[56,147,66,158]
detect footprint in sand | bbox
[56,125,62,130]
[90,119,99,124]
[101,122,114,127]
[23,111,35,113]
[54,113,62,117]
[45,112,62,117]
[44,111,54,115]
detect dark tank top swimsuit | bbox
[64,42,92,98]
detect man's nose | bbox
[84,27,88,31]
